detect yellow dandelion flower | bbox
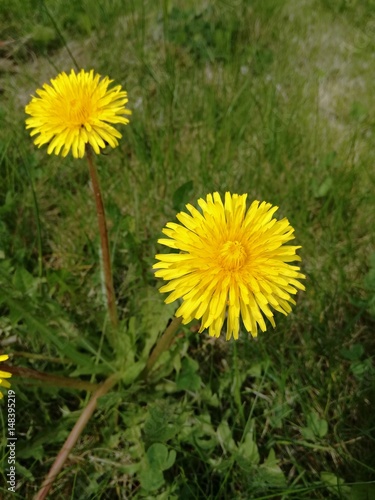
[0,354,12,400]
[153,192,306,340]
[25,69,131,158]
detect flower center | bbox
[68,97,91,125]
[218,240,247,271]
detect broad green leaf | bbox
[147,443,169,468]
[307,411,328,438]
[176,356,201,391]
[139,466,164,492]
[301,427,316,441]
[340,344,364,361]
[147,443,176,471]
[139,444,176,492]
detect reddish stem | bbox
[85,145,118,328]
[35,373,120,500]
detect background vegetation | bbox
[0,0,374,498]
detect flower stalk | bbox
[86,145,118,329]
[2,364,98,392]
[35,372,121,500]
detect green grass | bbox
[1,0,375,498]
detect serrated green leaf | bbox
[140,287,177,360]
[143,402,179,444]
[237,429,260,465]
[258,448,287,487]
[12,267,42,296]
[121,360,146,384]
[115,317,137,366]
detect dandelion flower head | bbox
[25,69,131,158]
[0,354,12,400]
[153,192,305,340]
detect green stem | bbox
[35,373,121,500]
[86,146,118,330]
[142,316,182,379]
